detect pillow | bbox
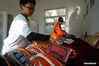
[44,44,72,63]
[27,53,63,66]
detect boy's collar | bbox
[21,13,29,21]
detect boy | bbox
[2,0,49,55]
[50,17,68,44]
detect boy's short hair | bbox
[58,17,64,23]
[20,0,36,6]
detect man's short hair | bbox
[20,0,36,6]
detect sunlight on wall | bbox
[75,6,81,19]
[66,5,81,33]
[66,7,74,33]
[76,6,81,15]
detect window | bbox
[44,8,66,35]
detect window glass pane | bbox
[62,17,66,22]
[45,17,58,23]
[45,18,54,23]
[61,23,66,30]
[45,17,65,23]
[44,23,54,34]
[45,8,66,17]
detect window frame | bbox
[44,7,67,35]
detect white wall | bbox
[0,0,38,31]
[0,0,3,11]
[1,0,98,36]
[86,0,99,35]
[33,0,85,37]
[1,0,20,16]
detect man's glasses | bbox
[24,6,35,11]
